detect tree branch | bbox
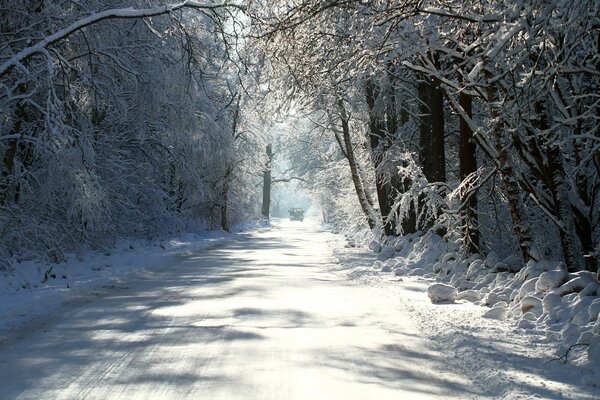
[0,1,244,77]
[272,176,307,184]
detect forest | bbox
[1,0,600,394]
[2,0,598,274]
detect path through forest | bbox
[0,220,474,399]
[0,221,595,399]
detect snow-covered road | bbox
[0,220,473,399]
[1,220,597,399]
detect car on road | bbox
[289,208,304,221]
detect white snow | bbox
[335,229,600,398]
[0,219,473,399]
[536,269,569,292]
[427,283,458,303]
[482,305,507,320]
[1,219,599,399]
[0,230,233,345]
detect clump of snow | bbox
[589,336,600,365]
[369,240,382,253]
[484,288,511,307]
[520,295,543,316]
[372,260,383,270]
[517,318,536,330]
[427,283,457,303]
[456,289,481,302]
[483,302,507,320]
[542,293,563,315]
[536,269,568,292]
[551,272,598,297]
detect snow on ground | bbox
[333,230,600,398]
[1,217,474,399]
[0,228,249,346]
[1,218,599,399]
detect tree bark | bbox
[417,73,446,232]
[458,91,479,254]
[220,166,232,232]
[418,75,446,184]
[533,98,586,271]
[485,70,536,264]
[365,77,395,235]
[336,99,377,229]
[261,144,273,220]
[546,144,586,271]
[1,85,28,206]
[221,95,241,232]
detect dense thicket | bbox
[249,0,600,276]
[0,1,263,265]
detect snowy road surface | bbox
[0,220,595,399]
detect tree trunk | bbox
[1,92,27,206]
[546,144,585,271]
[261,144,273,220]
[418,75,446,184]
[485,70,535,264]
[458,92,479,254]
[417,74,446,232]
[220,166,232,232]
[531,98,586,271]
[0,139,18,206]
[336,99,377,229]
[365,77,395,235]
[221,95,241,231]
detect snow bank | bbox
[0,230,232,342]
[348,230,600,383]
[231,218,271,233]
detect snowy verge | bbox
[330,230,600,394]
[0,229,241,344]
[231,218,271,233]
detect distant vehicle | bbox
[289,208,304,221]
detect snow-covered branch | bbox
[0,1,244,77]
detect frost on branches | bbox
[0,1,263,266]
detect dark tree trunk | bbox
[484,69,535,264]
[534,100,586,272]
[458,92,479,254]
[365,77,395,235]
[221,96,241,232]
[0,139,18,206]
[1,89,28,206]
[220,166,232,232]
[417,74,446,232]
[261,144,273,220]
[546,143,585,271]
[418,75,446,184]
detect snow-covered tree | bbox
[0,1,262,262]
